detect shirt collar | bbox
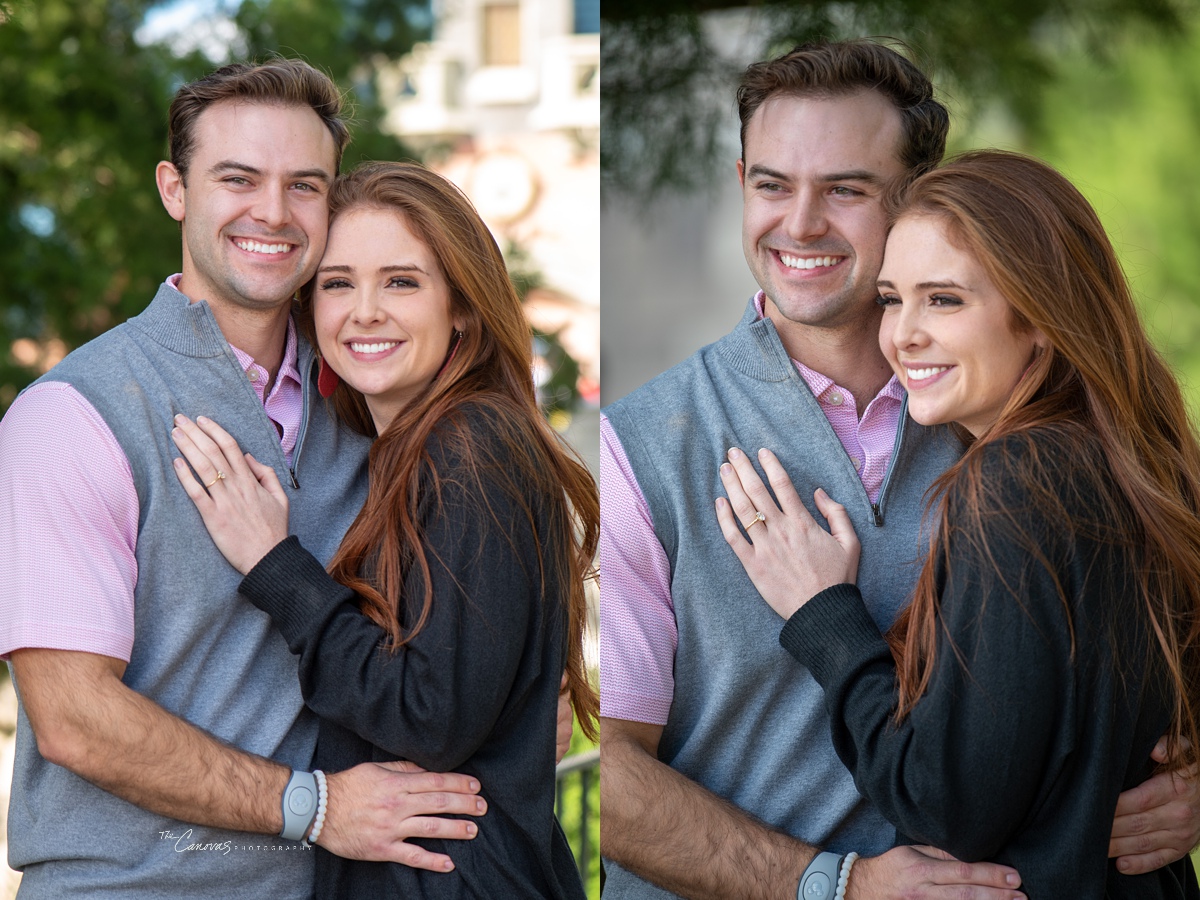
[164,274,300,386]
[752,290,903,403]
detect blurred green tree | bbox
[1026,22,1200,411]
[601,0,1193,200]
[0,0,426,412]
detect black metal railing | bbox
[556,748,600,895]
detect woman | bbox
[716,151,1200,897]
[171,161,598,898]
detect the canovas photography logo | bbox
[157,830,313,855]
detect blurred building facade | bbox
[378,0,600,404]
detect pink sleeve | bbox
[599,414,677,725]
[0,383,138,661]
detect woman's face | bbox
[877,215,1044,438]
[314,207,461,432]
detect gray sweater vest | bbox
[8,283,372,899]
[603,302,962,898]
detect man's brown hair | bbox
[167,58,349,182]
[737,39,948,176]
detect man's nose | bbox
[251,184,290,229]
[781,190,828,242]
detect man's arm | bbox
[600,717,1025,900]
[601,716,809,898]
[12,647,485,869]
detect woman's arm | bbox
[781,549,1075,861]
[238,419,548,773]
[774,435,1080,860]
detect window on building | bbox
[483,3,521,66]
[573,0,599,34]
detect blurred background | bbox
[0,0,599,894]
[9,0,1200,895]
[602,3,1200,886]
[601,0,1200,414]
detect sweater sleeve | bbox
[780,441,1078,860]
[238,415,546,772]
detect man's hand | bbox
[849,846,1025,900]
[317,760,487,871]
[1110,737,1200,874]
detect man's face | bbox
[738,91,906,332]
[162,101,337,312]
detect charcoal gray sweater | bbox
[239,404,584,899]
[781,428,1200,899]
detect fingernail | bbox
[720,463,731,475]
[1007,873,1020,885]
[172,458,183,469]
[171,427,181,437]
[443,860,454,871]
[173,414,183,424]
[469,780,480,791]
[476,798,485,811]
[197,416,209,424]
[758,448,769,458]
[1117,859,1129,871]
[727,447,741,460]
[466,823,477,836]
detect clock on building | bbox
[468,151,539,223]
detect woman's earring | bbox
[435,330,465,380]
[317,356,340,398]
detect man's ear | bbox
[736,158,746,189]
[156,161,186,223]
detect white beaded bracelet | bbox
[834,851,859,899]
[304,769,328,847]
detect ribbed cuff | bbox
[779,584,886,685]
[239,535,352,642]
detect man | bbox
[599,40,1200,899]
[0,60,485,897]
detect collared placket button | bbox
[851,456,861,469]
[248,370,259,382]
[828,392,843,406]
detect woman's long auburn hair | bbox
[296,161,599,739]
[885,150,1200,767]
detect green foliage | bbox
[0,0,427,412]
[557,721,600,899]
[504,239,584,416]
[1022,21,1200,415]
[601,0,1192,201]
[0,0,194,408]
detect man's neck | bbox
[179,285,291,390]
[770,312,894,413]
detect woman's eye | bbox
[387,276,419,289]
[930,294,963,307]
[876,294,900,307]
[319,278,351,291]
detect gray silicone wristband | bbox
[280,769,319,841]
[797,851,844,900]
